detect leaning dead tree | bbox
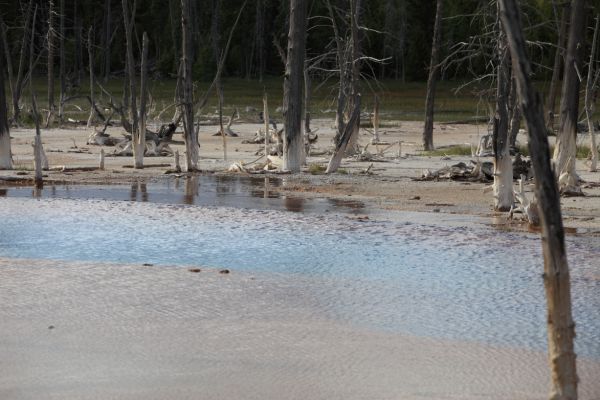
[422,0,443,151]
[282,0,308,172]
[553,0,585,195]
[500,1,578,399]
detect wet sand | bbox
[1,257,599,400]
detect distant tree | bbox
[0,40,11,169]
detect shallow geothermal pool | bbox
[1,176,599,399]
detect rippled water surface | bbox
[0,187,598,361]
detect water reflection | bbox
[0,189,6,197]
[284,196,305,212]
[183,176,199,205]
[129,182,149,202]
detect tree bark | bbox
[553,0,585,195]
[46,0,56,127]
[0,40,11,169]
[29,6,44,187]
[493,9,513,211]
[0,19,14,106]
[499,2,578,399]
[546,2,569,132]
[422,0,443,151]
[584,15,599,172]
[326,0,348,146]
[122,0,141,167]
[508,76,522,150]
[344,0,363,154]
[181,0,199,171]
[135,32,149,169]
[282,0,307,172]
[326,95,360,174]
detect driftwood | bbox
[418,160,494,182]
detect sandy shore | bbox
[1,119,599,234]
[1,257,599,400]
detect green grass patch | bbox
[308,163,327,175]
[421,145,473,157]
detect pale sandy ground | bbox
[2,118,599,234]
[1,257,599,400]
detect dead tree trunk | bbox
[103,0,112,82]
[136,32,149,169]
[326,95,360,173]
[46,0,56,127]
[553,0,585,195]
[122,0,141,168]
[282,0,308,172]
[0,43,11,169]
[86,27,96,128]
[422,0,443,151]
[74,2,83,86]
[508,76,522,150]
[499,2,578,399]
[584,15,599,172]
[12,0,33,125]
[344,0,363,154]
[0,19,14,105]
[181,0,199,171]
[546,2,569,132]
[29,6,44,187]
[493,9,513,211]
[58,0,66,123]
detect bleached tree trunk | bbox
[86,27,96,128]
[508,76,522,149]
[135,32,149,169]
[553,0,585,195]
[29,6,43,187]
[282,0,307,172]
[422,0,443,151]
[546,2,569,132]
[46,0,56,127]
[372,95,380,143]
[327,95,360,174]
[122,0,141,168]
[493,10,513,211]
[181,0,199,171]
[584,15,599,172]
[344,0,363,154]
[326,0,348,145]
[0,48,11,169]
[499,2,579,399]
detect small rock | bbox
[142,263,153,267]
[432,208,441,213]
[48,325,55,330]
[409,196,421,200]
[188,268,201,273]
[219,269,230,274]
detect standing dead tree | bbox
[58,0,66,124]
[11,0,33,125]
[282,0,308,172]
[553,0,585,195]
[46,0,56,127]
[546,1,569,132]
[0,32,11,169]
[29,6,46,187]
[584,15,599,172]
[500,1,579,399]
[422,0,443,151]
[86,27,96,128]
[180,0,198,171]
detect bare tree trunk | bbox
[29,6,44,187]
[135,32,149,169]
[423,0,443,151]
[263,90,269,158]
[493,9,513,211]
[344,0,363,154]
[499,2,578,399]
[122,0,141,167]
[58,0,65,124]
[282,0,308,172]
[303,56,312,159]
[327,95,360,174]
[103,0,112,83]
[12,0,33,125]
[585,15,599,172]
[553,0,585,195]
[181,0,198,171]
[372,95,380,143]
[86,27,96,128]
[508,76,522,150]
[0,42,11,169]
[74,2,83,86]
[255,0,266,82]
[46,0,56,127]
[546,2,569,132]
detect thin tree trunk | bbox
[12,0,33,125]
[508,76,522,149]
[493,9,513,211]
[326,0,347,145]
[103,0,112,82]
[86,27,96,128]
[0,39,11,169]
[58,0,65,124]
[181,0,198,171]
[546,2,569,132]
[499,2,578,399]
[0,19,15,110]
[263,90,269,158]
[74,2,82,86]
[553,0,585,195]
[46,0,56,127]
[423,0,443,151]
[303,56,312,159]
[122,0,140,166]
[282,0,308,172]
[29,6,44,187]
[372,95,380,143]
[326,95,360,173]
[585,15,599,172]
[135,32,149,169]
